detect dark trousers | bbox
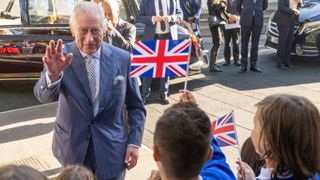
[224,28,240,62]
[141,33,171,97]
[209,25,223,68]
[240,20,262,65]
[277,21,295,66]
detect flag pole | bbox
[232,110,243,162]
[184,39,192,91]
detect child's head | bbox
[56,165,95,180]
[153,102,212,180]
[251,94,320,179]
[0,164,47,180]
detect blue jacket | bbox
[180,0,202,25]
[200,137,236,180]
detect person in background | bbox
[138,0,183,104]
[101,0,136,52]
[148,100,236,180]
[237,0,268,73]
[273,0,301,70]
[223,0,241,66]
[0,165,47,180]
[34,2,146,179]
[237,94,320,179]
[56,165,95,180]
[180,0,202,27]
[207,0,229,72]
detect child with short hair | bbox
[56,165,95,180]
[0,164,47,180]
[237,94,320,180]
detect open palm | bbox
[43,39,73,82]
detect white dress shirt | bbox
[154,0,170,34]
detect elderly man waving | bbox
[34,2,146,180]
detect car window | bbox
[0,0,22,26]
[28,0,81,25]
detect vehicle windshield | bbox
[28,0,80,25]
[0,0,21,25]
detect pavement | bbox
[1,35,320,179]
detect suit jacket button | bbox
[40,85,44,90]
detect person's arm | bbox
[278,0,293,15]
[200,137,236,180]
[108,23,136,52]
[125,54,146,147]
[34,40,72,103]
[137,0,154,25]
[170,0,183,22]
[193,0,202,22]
[236,0,243,15]
[263,0,268,11]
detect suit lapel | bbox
[69,42,92,103]
[98,43,114,115]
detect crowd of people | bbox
[0,0,315,180]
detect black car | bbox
[0,0,206,80]
[265,0,320,57]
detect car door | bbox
[24,0,76,75]
[0,0,29,79]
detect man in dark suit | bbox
[102,0,136,52]
[237,0,268,73]
[34,2,146,180]
[273,0,299,69]
[223,0,241,66]
[138,0,183,105]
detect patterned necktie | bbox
[158,0,166,31]
[84,55,96,103]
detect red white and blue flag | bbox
[130,39,191,78]
[212,112,238,147]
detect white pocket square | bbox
[114,75,124,85]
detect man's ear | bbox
[207,146,213,161]
[153,146,161,162]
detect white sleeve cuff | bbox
[46,72,63,88]
[151,16,156,25]
[128,144,140,149]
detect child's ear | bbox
[153,146,161,161]
[207,146,213,161]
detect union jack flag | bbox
[212,112,238,147]
[130,39,191,78]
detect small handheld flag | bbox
[212,112,238,147]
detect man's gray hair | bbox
[102,0,120,17]
[69,1,107,32]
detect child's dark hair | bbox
[0,164,47,180]
[56,165,95,180]
[256,94,320,179]
[241,137,265,176]
[154,102,212,179]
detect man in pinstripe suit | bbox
[34,2,146,180]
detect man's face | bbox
[72,13,104,54]
[102,2,118,26]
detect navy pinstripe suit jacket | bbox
[34,42,146,179]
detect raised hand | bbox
[43,39,73,82]
[179,90,197,104]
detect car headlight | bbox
[298,21,320,35]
